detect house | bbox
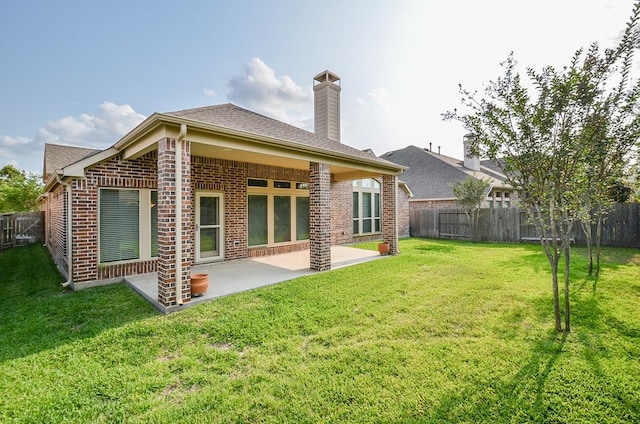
[380,134,516,211]
[40,70,408,309]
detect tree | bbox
[0,165,44,212]
[450,174,490,242]
[444,2,640,332]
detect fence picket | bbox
[410,204,640,247]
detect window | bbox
[151,191,158,257]
[99,188,157,263]
[248,195,268,245]
[296,197,309,240]
[353,178,381,235]
[487,189,511,208]
[274,195,291,242]
[247,179,309,246]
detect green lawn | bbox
[1,240,638,423]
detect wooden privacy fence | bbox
[0,212,44,252]
[410,203,640,248]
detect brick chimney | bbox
[463,133,480,171]
[313,70,341,142]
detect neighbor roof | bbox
[163,104,400,168]
[380,145,507,200]
[43,143,101,181]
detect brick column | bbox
[157,137,192,307]
[309,162,331,271]
[382,174,399,255]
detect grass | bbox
[1,239,639,423]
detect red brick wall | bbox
[58,145,397,288]
[72,151,158,286]
[397,187,411,238]
[331,180,353,245]
[46,185,68,274]
[191,157,311,260]
[192,156,248,261]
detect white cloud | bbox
[0,102,146,174]
[0,135,30,146]
[227,57,311,128]
[33,101,145,149]
[203,88,217,97]
[356,88,391,110]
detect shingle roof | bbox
[380,145,507,200]
[164,103,400,168]
[43,143,101,181]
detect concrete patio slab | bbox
[125,245,384,313]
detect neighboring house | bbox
[40,70,408,309]
[380,134,516,211]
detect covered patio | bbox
[126,245,385,313]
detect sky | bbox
[0,0,636,175]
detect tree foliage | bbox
[444,2,640,332]
[0,165,43,213]
[450,174,490,242]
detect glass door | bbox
[196,193,224,262]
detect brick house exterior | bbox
[41,71,408,308]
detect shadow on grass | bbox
[414,330,568,422]
[0,245,158,363]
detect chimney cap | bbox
[314,70,341,85]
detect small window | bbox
[504,192,510,198]
[296,182,309,190]
[248,178,268,187]
[274,181,291,189]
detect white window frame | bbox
[247,179,309,246]
[98,188,157,264]
[353,178,382,235]
[195,191,225,263]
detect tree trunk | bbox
[595,210,603,277]
[551,260,562,332]
[581,220,593,276]
[563,243,571,332]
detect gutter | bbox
[175,124,187,306]
[56,173,73,288]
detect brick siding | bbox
[382,174,399,254]
[309,162,331,271]
[46,185,68,274]
[44,143,401,295]
[330,180,353,245]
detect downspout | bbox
[56,174,73,288]
[175,124,187,305]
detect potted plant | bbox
[190,273,209,297]
[377,241,390,255]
